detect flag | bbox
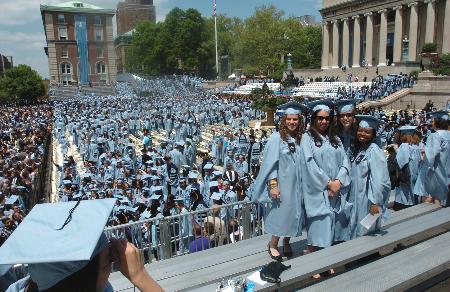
[213,0,216,16]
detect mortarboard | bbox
[209,181,219,188]
[5,195,19,205]
[308,99,334,114]
[204,163,214,170]
[0,199,115,290]
[398,125,418,135]
[277,101,308,115]
[210,192,222,201]
[335,99,357,114]
[429,110,448,120]
[188,172,198,179]
[355,115,382,130]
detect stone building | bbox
[40,1,117,86]
[116,0,156,35]
[115,0,156,74]
[320,0,450,69]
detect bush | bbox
[421,43,437,53]
[433,53,450,76]
[410,70,419,78]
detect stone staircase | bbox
[357,87,412,110]
[50,85,116,99]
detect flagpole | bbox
[214,0,219,78]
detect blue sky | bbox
[0,0,322,78]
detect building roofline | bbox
[40,4,115,15]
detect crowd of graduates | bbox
[0,105,53,246]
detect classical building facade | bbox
[320,0,450,69]
[40,1,117,86]
[116,0,156,35]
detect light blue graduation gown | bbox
[252,132,304,237]
[395,143,421,205]
[300,133,351,247]
[348,143,391,239]
[414,130,450,200]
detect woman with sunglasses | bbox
[300,100,351,260]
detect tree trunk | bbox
[262,109,275,126]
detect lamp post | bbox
[402,35,409,63]
[287,53,293,70]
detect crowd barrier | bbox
[105,201,267,262]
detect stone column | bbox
[393,6,403,64]
[408,2,419,62]
[378,9,388,66]
[332,20,340,68]
[365,12,374,66]
[321,21,330,69]
[443,0,450,53]
[342,18,350,66]
[425,0,436,44]
[352,15,361,67]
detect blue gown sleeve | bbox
[424,133,441,165]
[336,144,351,188]
[251,133,280,203]
[301,134,330,191]
[367,144,391,206]
[396,143,410,169]
[300,134,333,217]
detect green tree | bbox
[0,64,46,104]
[433,53,450,76]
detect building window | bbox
[58,14,65,23]
[60,62,72,86]
[96,47,103,58]
[74,2,84,8]
[94,16,102,25]
[96,62,106,74]
[61,46,68,58]
[95,28,103,41]
[59,27,67,40]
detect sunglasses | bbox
[316,116,330,121]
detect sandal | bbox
[283,243,293,258]
[267,243,282,262]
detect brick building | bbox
[115,0,156,74]
[116,0,156,35]
[40,1,117,86]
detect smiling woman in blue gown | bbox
[348,115,391,239]
[252,101,308,261]
[300,100,351,252]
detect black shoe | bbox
[268,243,282,262]
[283,244,293,258]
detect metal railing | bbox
[104,201,267,263]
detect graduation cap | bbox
[188,172,199,179]
[150,193,163,200]
[204,163,214,170]
[398,125,418,135]
[277,101,308,115]
[5,195,19,205]
[307,99,334,114]
[209,181,219,188]
[334,99,357,114]
[210,192,223,201]
[0,199,115,290]
[213,171,223,177]
[355,115,382,130]
[429,110,448,120]
[139,210,151,220]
